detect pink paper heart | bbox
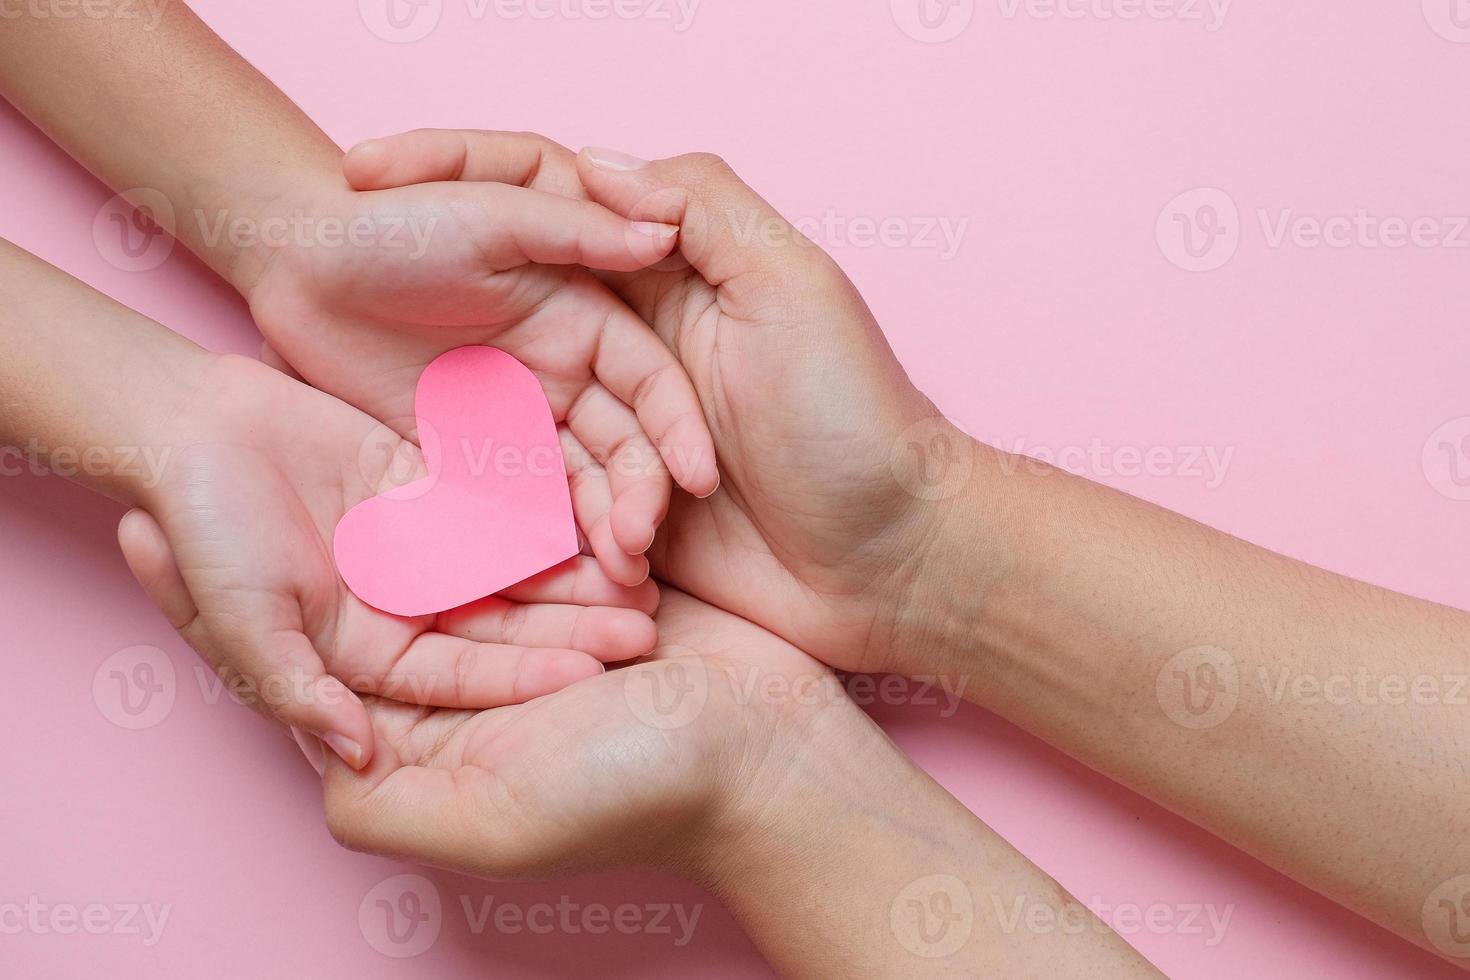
[334,346,579,617]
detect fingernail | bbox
[631,220,678,239]
[584,147,648,171]
[290,726,326,777]
[323,733,366,770]
[696,470,722,500]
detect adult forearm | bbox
[0,1,341,294]
[695,700,1158,977]
[0,238,209,503]
[920,446,1470,964]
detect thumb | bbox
[117,508,375,770]
[575,148,833,314]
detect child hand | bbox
[121,354,660,769]
[244,136,718,586]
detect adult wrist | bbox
[677,697,1131,978]
[685,691,902,897]
[879,431,1036,684]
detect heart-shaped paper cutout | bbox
[334,346,578,617]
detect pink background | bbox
[2,0,1466,975]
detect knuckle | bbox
[628,360,675,411]
[679,151,729,176]
[499,602,530,646]
[674,152,739,197]
[515,130,570,156]
[451,642,480,704]
[564,459,598,495]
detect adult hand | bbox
[344,132,982,677]
[317,587,840,875]
[317,590,1155,978]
